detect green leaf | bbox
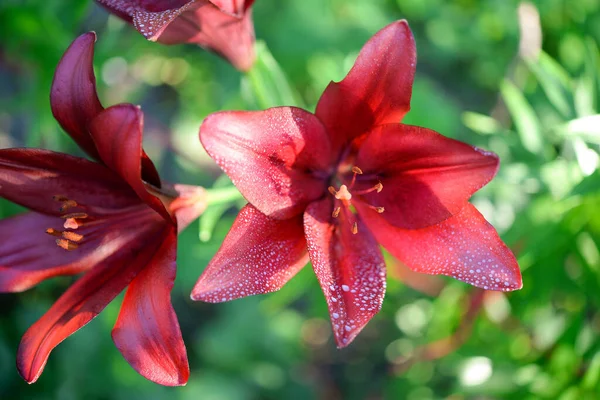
[242,41,304,109]
[575,38,599,117]
[562,115,600,144]
[582,352,600,390]
[526,52,573,118]
[569,170,600,197]
[500,79,545,154]
[199,175,241,242]
[461,111,503,135]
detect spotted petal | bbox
[191,204,308,302]
[95,0,256,71]
[112,228,189,386]
[304,198,386,348]
[200,108,332,220]
[356,203,522,291]
[158,2,256,71]
[315,20,416,154]
[16,224,170,383]
[354,124,499,229]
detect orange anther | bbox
[328,186,337,195]
[59,200,78,212]
[60,212,88,220]
[352,222,358,235]
[56,238,78,251]
[332,207,341,218]
[375,182,383,193]
[62,231,84,242]
[45,228,63,238]
[351,166,363,175]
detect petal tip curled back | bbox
[16,345,45,384]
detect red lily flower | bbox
[95,0,256,71]
[0,33,204,386]
[192,20,522,347]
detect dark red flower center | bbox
[45,195,90,251]
[328,166,384,234]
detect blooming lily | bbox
[95,0,256,71]
[0,33,205,386]
[192,21,522,347]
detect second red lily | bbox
[0,33,205,386]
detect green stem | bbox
[205,185,243,206]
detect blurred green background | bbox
[1,0,600,399]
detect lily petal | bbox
[315,20,416,154]
[192,204,308,301]
[304,198,386,348]
[210,0,254,16]
[357,203,522,291]
[95,0,256,71]
[169,184,208,233]
[17,224,170,383]
[89,104,171,222]
[0,148,139,216]
[50,32,103,160]
[354,124,499,229]
[112,228,189,386]
[95,0,195,40]
[0,212,93,292]
[200,108,332,220]
[158,2,256,71]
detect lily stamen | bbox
[60,212,88,220]
[55,238,78,251]
[332,207,341,218]
[62,231,84,242]
[59,199,78,212]
[349,166,363,188]
[368,205,385,213]
[354,181,383,195]
[45,228,63,238]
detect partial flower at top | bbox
[192,20,522,348]
[0,33,206,386]
[95,0,256,71]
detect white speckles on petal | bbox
[191,204,308,302]
[96,0,198,40]
[360,203,522,292]
[199,108,332,220]
[304,198,386,348]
